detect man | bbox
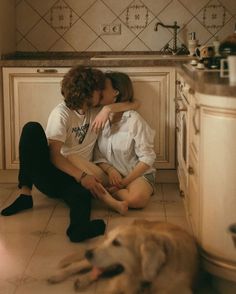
[1,66,138,242]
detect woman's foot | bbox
[115,200,128,215]
[1,194,33,216]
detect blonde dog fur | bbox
[48,220,198,293]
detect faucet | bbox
[154,21,180,54]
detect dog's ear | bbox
[140,235,171,281]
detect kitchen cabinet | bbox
[2,66,176,170]
[177,71,236,284]
[2,67,68,169]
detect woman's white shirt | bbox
[45,102,100,161]
[94,110,156,176]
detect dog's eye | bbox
[112,239,121,246]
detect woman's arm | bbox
[122,162,150,187]
[92,100,140,132]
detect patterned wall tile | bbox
[119,0,155,35]
[102,0,132,16]
[25,0,57,16]
[141,0,173,16]
[178,0,209,15]
[139,18,173,51]
[16,0,40,35]
[63,19,97,51]
[82,0,116,35]
[64,0,97,17]
[26,19,60,51]
[44,0,79,35]
[15,0,236,52]
[196,0,232,35]
[158,0,193,29]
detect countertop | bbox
[177,63,236,97]
[1,51,235,97]
[0,51,193,67]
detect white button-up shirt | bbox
[94,110,156,176]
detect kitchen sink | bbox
[90,54,191,60]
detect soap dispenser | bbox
[188,32,198,56]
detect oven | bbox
[176,78,190,198]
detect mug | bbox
[195,45,214,58]
[220,56,236,85]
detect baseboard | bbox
[0,170,18,183]
[156,169,178,183]
[0,169,178,184]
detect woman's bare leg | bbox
[67,155,128,215]
[114,177,153,208]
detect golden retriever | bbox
[48,220,198,293]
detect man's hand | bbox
[81,174,106,198]
[91,106,111,133]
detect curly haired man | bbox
[1,66,137,242]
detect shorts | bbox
[142,172,156,195]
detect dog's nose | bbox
[85,249,94,260]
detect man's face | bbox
[91,90,103,107]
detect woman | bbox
[94,72,156,210]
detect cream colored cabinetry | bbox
[2,66,176,170]
[111,67,176,170]
[2,67,69,169]
[177,72,236,284]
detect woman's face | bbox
[100,78,118,106]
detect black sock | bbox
[66,219,106,243]
[1,194,33,216]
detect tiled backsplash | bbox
[16,0,236,52]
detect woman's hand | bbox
[91,106,111,133]
[80,174,106,198]
[107,168,123,187]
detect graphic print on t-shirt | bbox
[72,123,89,144]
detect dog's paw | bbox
[47,274,64,284]
[74,278,91,291]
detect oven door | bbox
[176,91,189,198]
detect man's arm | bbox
[92,100,140,132]
[48,139,105,196]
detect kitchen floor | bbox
[0,183,215,294]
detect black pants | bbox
[18,122,92,228]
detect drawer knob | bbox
[188,166,194,175]
[180,190,185,198]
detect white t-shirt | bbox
[94,110,156,176]
[46,102,100,161]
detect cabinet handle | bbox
[193,105,200,134]
[180,190,185,198]
[188,166,194,175]
[176,108,187,113]
[188,88,195,95]
[37,69,58,73]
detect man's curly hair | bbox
[61,66,105,110]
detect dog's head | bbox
[85,223,172,282]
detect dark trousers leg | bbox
[18,122,92,227]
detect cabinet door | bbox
[101,67,176,169]
[3,67,69,169]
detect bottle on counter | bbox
[188,32,198,56]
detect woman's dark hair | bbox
[105,72,134,103]
[61,66,105,110]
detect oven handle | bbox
[193,105,200,134]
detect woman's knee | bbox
[126,192,150,208]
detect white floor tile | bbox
[0,184,17,207]
[0,279,17,294]
[162,183,182,202]
[0,232,40,281]
[164,201,186,217]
